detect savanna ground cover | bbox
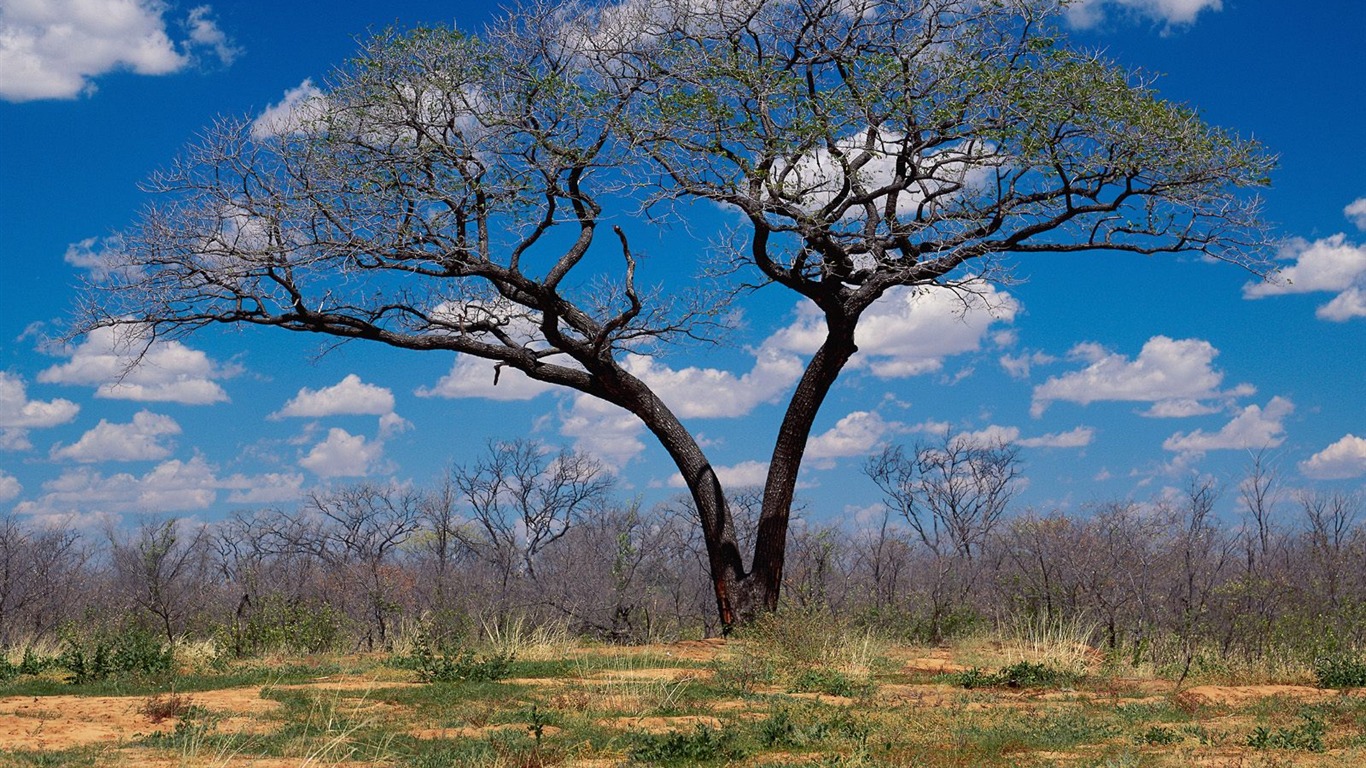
[4,611,1366,768]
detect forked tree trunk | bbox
[597,315,859,632]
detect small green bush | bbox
[58,628,174,684]
[628,723,745,764]
[1137,725,1181,746]
[788,668,871,697]
[394,628,515,683]
[1313,653,1366,688]
[230,595,348,657]
[1247,712,1326,752]
[953,661,1081,690]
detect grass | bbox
[5,627,1366,767]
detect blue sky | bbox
[1,0,1363,529]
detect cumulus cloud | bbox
[665,459,769,489]
[12,456,301,525]
[50,410,180,463]
[775,129,997,217]
[1346,199,1366,231]
[273,374,396,419]
[221,471,305,504]
[1245,234,1366,322]
[1018,426,1095,449]
[559,394,646,470]
[773,283,1018,378]
[0,372,81,451]
[39,326,232,404]
[0,471,19,503]
[999,351,1056,380]
[64,236,143,282]
[1066,0,1221,29]
[1162,396,1293,454]
[1300,435,1366,480]
[250,79,327,139]
[184,5,238,65]
[623,345,804,419]
[418,356,559,401]
[0,0,236,102]
[1030,336,1241,417]
[15,456,216,523]
[298,428,384,478]
[806,411,896,464]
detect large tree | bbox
[78,0,1272,630]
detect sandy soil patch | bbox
[0,687,292,751]
[275,675,418,692]
[1176,685,1336,708]
[899,657,971,675]
[0,679,416,753]
[107,748,388,767]
[599,714,723,732]
[0,694,174,750]
[785,692,858,706]
[588,668,710,683]
[878,683,965,707]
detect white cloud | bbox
[1030,336,1237,417]
[1300,435,1366,480]
[959,424,1020,445]
[16,456,218,521]
[559,394,646,470]
[0,372,81,451]
[622,346,803,419]
[0,0,235,102]
[773,283,1018,378]
[856,285,1018,377]
[0,471,19,503]
[184,5,238,64]
[1066,0,1221,29]
[221,471,305,504]
[999,351,1056,380]
[51,410,180,463]
[418,355,559,401]
[298,428,383,478]
[12,456,299,524]
[774,129,997,217]
[1018,427,1095,449]
[273,374,396,419]
[665,459,769,489]
[39,325,232,404]
[64,236,143,282]
[1143,398,1224,418]
[1244,234,1366,321]
[250,78,327,139]
[1317,287,1366,322]
[1346,199,1366,231]
[806,411,895,462]
[1162,396,1294,454]
[378,412,413,439]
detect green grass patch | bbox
[627,723,746,765]
[952,661,1082,690]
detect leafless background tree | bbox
[0,446,1362,678]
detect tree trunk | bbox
[751,318,859,615]
[598,314,857,632]
[598,370,749,631]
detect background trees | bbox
[76,0,1272,627]
[0,453,1362,674]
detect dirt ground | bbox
[0,639,1362,767]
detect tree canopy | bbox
[78,0,1273,629]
